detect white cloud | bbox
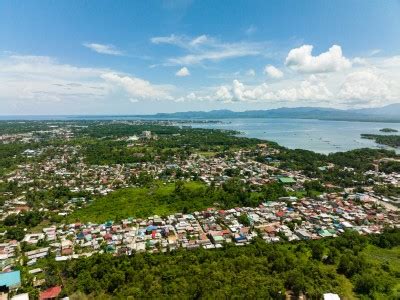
[0,55,107,102]
[246,69,256,76]
[151,34,263,65]
[352,57,368,66]
[101,72,173,100]
[338,70,394,105]
[381,55,400,68]
[190,35,209,46]
[285,44,351,73]
[83,43,123,56]
[175,67,190,77]
[369,49,381,56]
[167,46,259,65]
[215,86,233,102]
[264,65,283,78]
[1,49,400,112]
[150,34,210,50]
[0,54,176,107]
[150,34,182,46]
[212,78,332,103]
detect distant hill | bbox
[351,103,400,117]
[135,104,400,122]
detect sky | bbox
[1,0,400,115]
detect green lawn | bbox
[67,181,211,223]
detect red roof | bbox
[276,211,285,217]
[40,286,62,300]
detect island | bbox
[380,128,398,133]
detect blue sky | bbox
[1,0,400,114]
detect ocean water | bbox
[189,118,400,154]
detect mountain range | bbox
[135,103,400,122]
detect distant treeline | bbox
[361,134,400,148]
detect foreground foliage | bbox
[19,229,400,299]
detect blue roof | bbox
[146,225,158,231]
[0,270,21,288]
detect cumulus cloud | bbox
[83,43,123,56]
[212,78,332,103]
[264,65,283,78]
[338,70,394,105]
[215,86,233,102]
[285,44,351,73]
[101,72,173,100]
[175,67,190,77]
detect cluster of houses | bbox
[0,191,397,298]
[0,126,74,145]
[2,192,397,266]
[1,138,309,224]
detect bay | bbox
[189,118,400,154]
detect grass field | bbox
[363,245,400,298]
[67,181,211,223]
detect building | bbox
[39,286,62,300]
[0,270,21,290]
[323,293,340,300]
[277,176,296,184]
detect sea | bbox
[1,115,400,154]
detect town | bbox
[0,121,399,299]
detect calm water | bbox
[1,116,399,154]
[189,118,400,154]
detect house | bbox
[11,293,29,300]
[323,293,340,300]
[39,286,62,300]
[277,176,296,184]
[25,248,49,260]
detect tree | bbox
[238,214,251,226]
[5,227,25,241]
[310,243,325,261]
[4,214,18,226]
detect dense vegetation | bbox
[361,134,400,148]
[379,160,400,173]
[18,229,400,299]
[0,142,41,176]
[80,127,265,165]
